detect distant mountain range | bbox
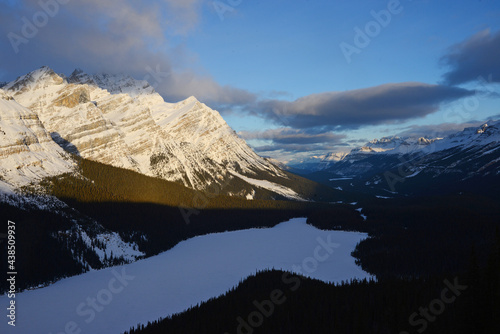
[302,121,500,198]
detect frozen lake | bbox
[0,217,371,334]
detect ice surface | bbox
[0,218,371,334]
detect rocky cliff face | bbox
[2,66,286,193]
[0,88,74,193]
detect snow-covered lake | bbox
[1,218,371,334]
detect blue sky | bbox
[1,0,499,163]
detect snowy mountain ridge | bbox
[0,87,74,194]
[296,136,442,173]
[1,66,291,197]
[323,152,349,161]
[347,136,442,160]
[314,122,498,169]
[426,120,500,152]
[318,120,500,197]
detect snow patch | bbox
[79,230,144,264]
[245,188,256,200]
[230,171,304,200]
[405,169,422,178]
[355,208,367,221]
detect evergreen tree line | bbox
[0,203,85,292]
[308,193,500,279]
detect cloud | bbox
[253,143,346,154]
[239,128,346,145]
[163,0,203,35]
[252,82,475,130]
[239,128,346,154]
[0,0,254,106]
[165,72,257,106]
[441,29,500,86]
[395,121,485,138]
[346,138,370,144]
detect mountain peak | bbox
[68,68,96,86]
[38,65,54,72]
[369,136,401,145]
[476,123,488,134]
[186,95,198,102]
[91,72,156,98]
[5,66,64,92]
[322,152,348,162]
[67,70,159,99]
[72,68,85,75]
[1,66,286,196]
[448,120,499,143]
[31,66,60,79]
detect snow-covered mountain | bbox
[0,86,150,269]
[318,121,500,196]
[317,152,349,170]
[425,122,500,152]
[0,88,74,195]
[287,152,349,174]
[407,121,500,180]
[290,137,438,174]
[352,136,440,155]
[2,66,292,197]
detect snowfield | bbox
[0,218,371,334]
[230,171,303,200]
